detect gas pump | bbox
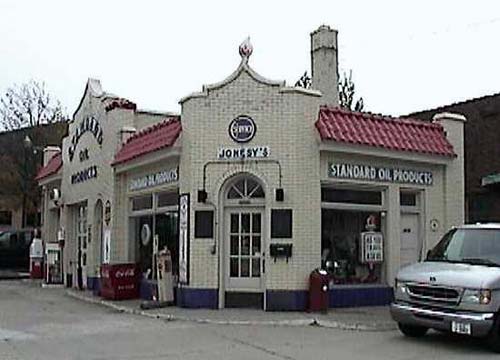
[156,247,174,304]
[30,231,44,279]
[45,243,63,284]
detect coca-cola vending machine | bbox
[100,263,140,300]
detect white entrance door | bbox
[400,213,420,268]
[226,210,263,290]
[77,205,88,289]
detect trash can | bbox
[308,268,329,312]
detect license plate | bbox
[451,321,471,335]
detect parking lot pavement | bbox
[1,280,498,360]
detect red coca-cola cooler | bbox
[100,263,140,300]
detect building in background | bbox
[0,122,67,230]
[411,94,500,223]
[38,25,466,310]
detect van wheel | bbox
[487,315,500,353]
[398,323,428,337]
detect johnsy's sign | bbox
[329,163,433,186]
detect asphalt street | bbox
[0,280,498,359]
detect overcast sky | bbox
[1,0,499,118]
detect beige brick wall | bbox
[54,80,162,281]
[180,65,322,293]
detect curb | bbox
[65,290,395,331]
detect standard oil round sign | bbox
[228,115,256,143]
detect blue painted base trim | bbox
[139,279,157,300]
[266,286,393,311]
[329,286,394,308]
[177,287,218,309]
[266,290,308,311]
[87,277,99,292]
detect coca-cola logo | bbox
[115,268,135,278]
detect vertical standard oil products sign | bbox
[328,163,433,186]
[178,194,190,284]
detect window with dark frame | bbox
[400,192,417,207]
[195,210,214,238]
[321,188,382,205]
[271,209,292,239]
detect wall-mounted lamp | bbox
[275,188,284,202]
[197,189,207,203]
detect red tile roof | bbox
[36,152,62,181]
[112,117,181,166]
[316,107,456,157]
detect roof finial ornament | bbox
[239,37,253,60]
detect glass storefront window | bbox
[322,188,382,205]
[132,195,153,211]
[155,212,179,276]
[321,209,383,285]
[134,212,179,280]
[137,216,153,278]
[157,191,178,208]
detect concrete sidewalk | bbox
[66,289,396,331]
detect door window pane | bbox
[252,236,261,255]
[241,214,250,233]
[231,214,239,233]
[252,258,260,277]
[240,258,250,277]
[241,236,250,255]
[228,187,241,199]
[252,214,261,233]
[230,258,239,277]
[400,192,417,207]
[230,236,239,256]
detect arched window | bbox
[227,177,265,200]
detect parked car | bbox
[391,223,500,352]
[0,228,34,269]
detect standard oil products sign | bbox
[129,167,178,191]
[69,115,103,185]
[329,163,433,186]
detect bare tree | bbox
[339,70,364,112]
[0,80,65,131]
[295,71,312,89]
[295,70,364,111]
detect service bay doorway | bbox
[75,203,88,290]
[400,213,420,268]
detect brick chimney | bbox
[433,112,466,228]
[311,25,339,106]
